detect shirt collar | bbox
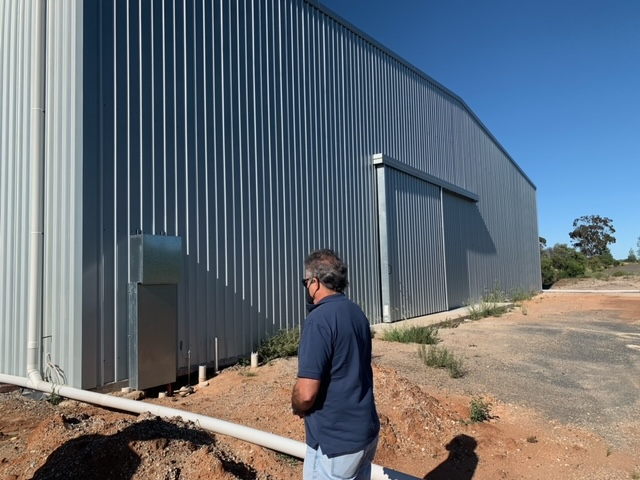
[305,292,345,313]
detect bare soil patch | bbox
[1,280,639,479]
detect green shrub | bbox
[466,301,510,320]
[418,345,465,378]
[611,270,629,277]
[557,258,586,278]
[435,317,462,329]
[466,284,532,318]
[482,282,535,303]
[588,271,607,280]
[600,251,616,268]
[46,392,63,406]
[550,244,587,278]
[540,243,592,286]
[587,251,619,272]
[469,397,492,422]
[257,328,301,362]
[507,287,536,303]
[381,326,439,344]
[482,283,508,303]
[541,255,556,288]
[587,256,604,272]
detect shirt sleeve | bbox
[297,315,333,380]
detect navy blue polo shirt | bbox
[297,293,380,457]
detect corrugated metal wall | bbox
[2,0,540,388]
[0,0,34,377]
[0,0,84,382]
[42,0,84,389]
[81,0,389,388]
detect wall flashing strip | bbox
[372,154,479,202]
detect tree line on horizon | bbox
[539,215,639,288]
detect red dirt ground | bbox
[1,277,639,479]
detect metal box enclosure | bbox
[128,284,178,390]
[130,235,183,285]
[128,235,182,390]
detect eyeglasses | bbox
[301,278,313,288]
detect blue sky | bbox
[320,0,640,260]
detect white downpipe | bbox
[26,0,47,383]
[0,374,413,480]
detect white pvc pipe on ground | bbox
[0,374,416,480]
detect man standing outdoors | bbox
[292,249,380,479]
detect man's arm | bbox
[291,377,321,417]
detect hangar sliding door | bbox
[442,192,473,308]
[375,164,448,323]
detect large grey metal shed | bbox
[0,0,540,390]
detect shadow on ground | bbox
[32,416,256,480]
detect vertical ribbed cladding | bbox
[43,0,84,386]
[379,61,542,299]
[0,0,33,377]
[454,111,541,298]
[80,0,384,385]
[0,1,84,382]
[71,0,537,387]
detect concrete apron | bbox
[371,303,513,335]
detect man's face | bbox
[303,271,319,304]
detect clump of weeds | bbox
[466,283,536,320]
[257,328,301,362]
[382,325,439,345]
[418,345,465,378]
[469,397,492,423]
[466,301,511,320]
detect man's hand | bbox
[291,377,321,417]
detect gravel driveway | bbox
[373,292,640,451]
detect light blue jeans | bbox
[303,436,379,480]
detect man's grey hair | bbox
[304,249,349,293]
